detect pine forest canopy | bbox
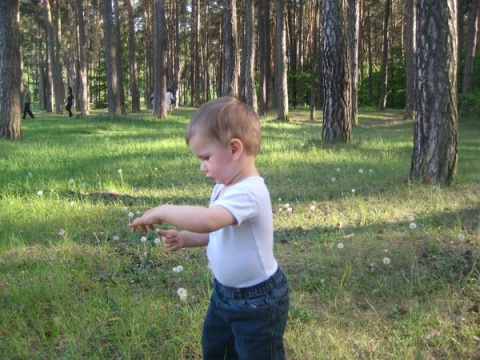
[15,0,479,113]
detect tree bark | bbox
[378,0,391,110]
[222,0,239,98]
[0,0,22,140]
[348,0,360,125]
[404,0,416,120]
[126,0,141,113]
[153,0,167,118]
[76,0,89,115]
[258,0,272,115]
[410,0,458,185]
[275,0,289,121]
[321,0,351,143]
[244,0,257,112]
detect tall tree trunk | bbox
[460,0,479,101]
[35,3,45,111]
[0,0,22,140]
[222,0,239,98]
[53,0,64,114]
[404,0,416,120]
[76,0,89,115]
[44,0,54,112]
[321,0,351,143]
[112,0,126,114]
[244,0,257,112]
[126,0,140,113]
[348,0,360,125]
[378,0,391,110]
[153,0,167,118]
[309,0,320,121]
[410,0,458,185]
[275,0,289,121]
[102,0,122,116]
[258,0,272,115]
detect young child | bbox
[129,96,289,359]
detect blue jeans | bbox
[202,268,289,360]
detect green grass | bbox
[1,107,479,359]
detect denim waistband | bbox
[214,268,287,300]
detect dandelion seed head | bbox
[337,243,344,249]
[122,206,128,212]
[117,169,122,174]
[136,210,141,215]
[154,237,161,245]
[134,163,139,169]
[69,201,75,207]
[140,236,147,243]
[351,189,355,193]
[58,229,66,236]
[287,207,293,213]
[409,222,417,230]
[284,203,290,209]
[69,179,75,185]
[177,287,188,301]
[383,257,391,265]
[37,190,43,196]
[112,235,120,241]
[458,233,466,241]
[358,169,364,174]
[128,212,134,218]
[331,177,336,182]
[336,168,341,173]
[407,215,415,222]
[310,206,316,211]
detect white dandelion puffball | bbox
[58,229,66,236]
[112,235,120,241]
[36,190,43,196]
[358,169,364,174]
[128,212,134,218]
[122,206,128,212]
[383,257,391,265]
[154,237,161,245]
[407,215,415,222]
[337,243,344,249]
[177,288,188,301]
[287,207,293,213]
[336,168,341,173]
[134,163,139,169]
[69,201,75,207]
[69,179,75,185]
[331,177,336,183]
[173,265,184,273]
[351,189,355,193]
[140,236,147,243]
[458,233,466,241]
[117,169,122,174]
[409,222,417,230]
[310,205,316,211]
[136,210,141,215]
[284,203,290,209]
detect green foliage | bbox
[0,108,479,359]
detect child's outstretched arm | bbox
[128,204,235,234]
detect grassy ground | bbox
[0,106,479,359]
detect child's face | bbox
[189,132,237,185]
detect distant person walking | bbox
[166,88,175,114]
[66,86,74,117]
[22,84,35,119]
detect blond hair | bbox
[185,97,261,155]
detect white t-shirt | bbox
[207,176,278,288]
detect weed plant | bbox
[0,108,479,359]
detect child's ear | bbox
[229,138,243,159]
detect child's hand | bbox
[128,208,163,234]
[156,229,184,252]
